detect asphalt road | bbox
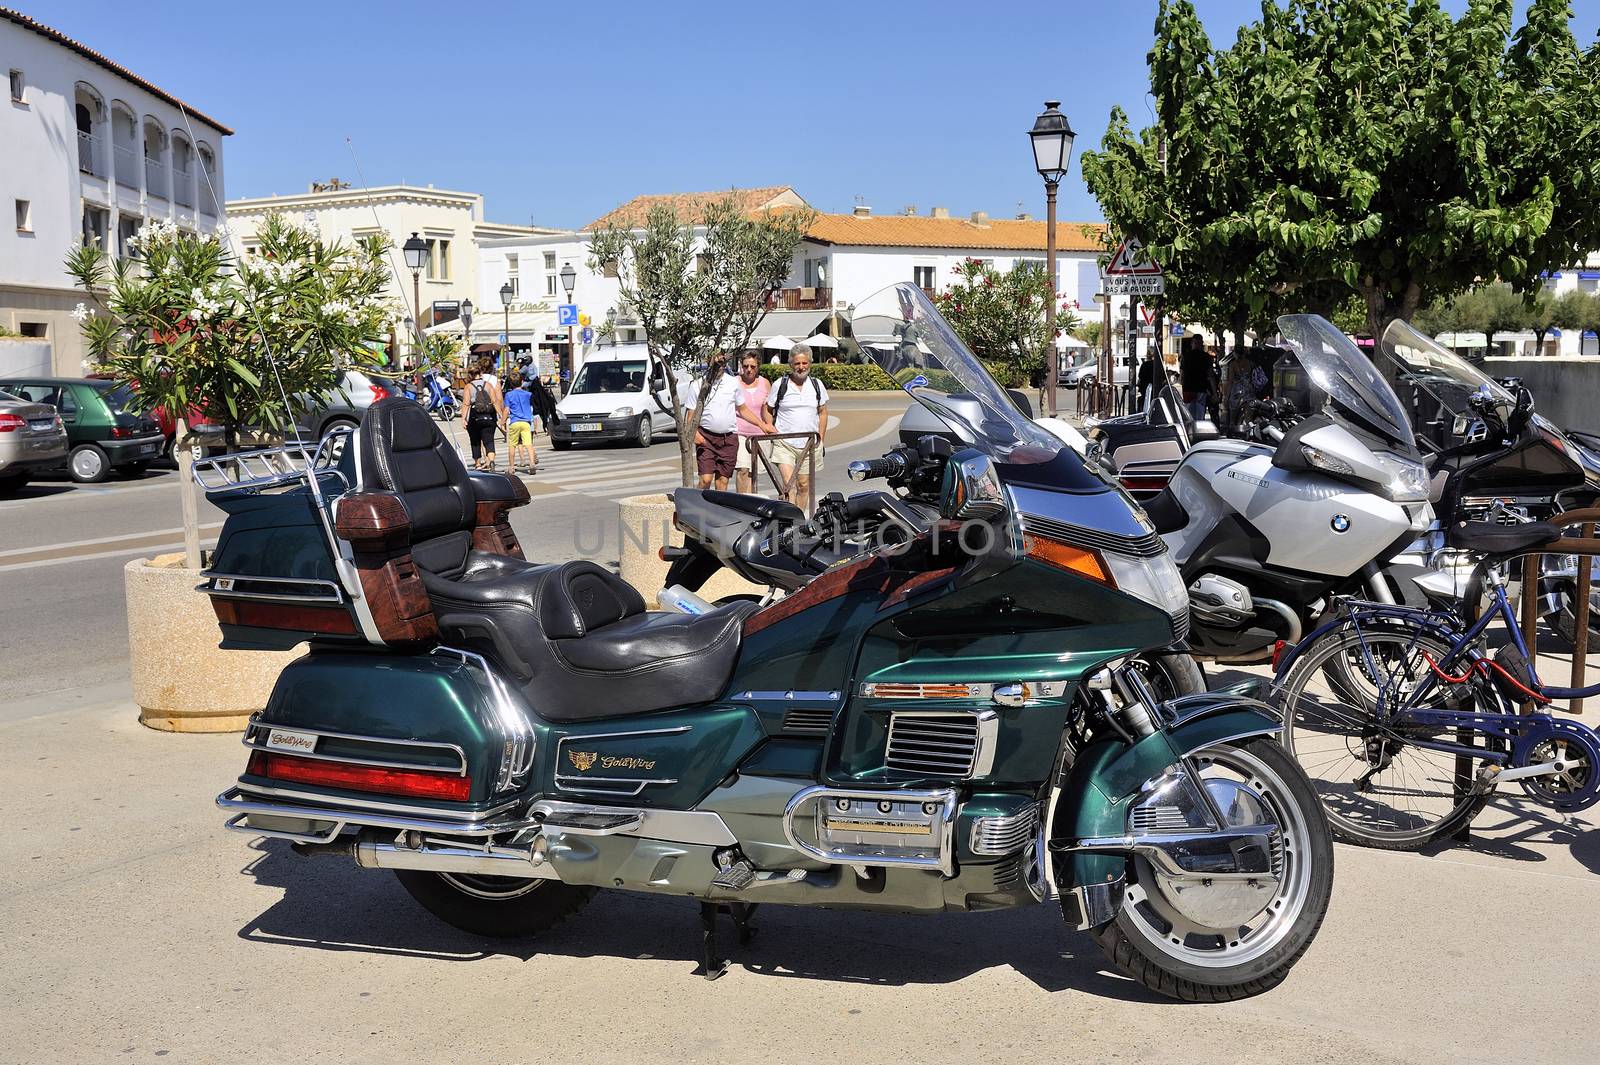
[0,395,910,704]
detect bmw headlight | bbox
[1102,549,1188,615]
[611,406,636,418]
[1369,451,1430,502]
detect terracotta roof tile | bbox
[586,186,804,230]
[805,213,1105,252]
[1,7,233,134]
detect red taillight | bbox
[0,414,22,433]
[110,425,134,439]
[247,750,471,801]
[1271,639,1287,671]
[369,384,390,401]
[1120,476,1169,493]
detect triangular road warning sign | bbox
[1105,236,1163,276]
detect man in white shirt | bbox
[689,365,743,490]
[764,343,828,510]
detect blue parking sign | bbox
[581,326,594,344]
[557,304,578,326]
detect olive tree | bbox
[589,195,814,486]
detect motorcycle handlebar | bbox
[847,452,910,482]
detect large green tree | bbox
[1083,0,1600,341]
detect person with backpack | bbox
[764,342,827,511]
[461,362,505,470]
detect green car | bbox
[0,377,164,483]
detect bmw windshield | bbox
[1275,314,1415,448]
[850,283,1065,458]
[1376,318,1514,415]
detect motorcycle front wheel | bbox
[1086,739,1334,1001]
[394,870,594,938]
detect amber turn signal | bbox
[1022,534,1112,584]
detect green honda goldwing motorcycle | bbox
[206,283,1332,1001]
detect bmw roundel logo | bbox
[1331,514,1351,533]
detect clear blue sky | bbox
[25,0,1600,229]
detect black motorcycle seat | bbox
[1447,520,1558,556]
[700,489,805,525]
[357,399,754,721]
[424,558,756,722]
[1140,487,1188,535]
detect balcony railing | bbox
[113,144,138,188]
[145,158,167,200]
[173,166,194,207]
[77,131,101,176]
[776,286,833,311]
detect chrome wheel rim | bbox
[1118,744,1313,969]
[438,873,547,900]
[71,448,105,480]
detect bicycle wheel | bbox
[1278,622,1503,850]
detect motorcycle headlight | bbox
[1369,451,1430,502]
[1102,549,1189,615]
[611,406,636,418]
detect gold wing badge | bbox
[567,750,598,772]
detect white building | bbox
[227,182,562,362]
[468,187,1107,386]
[0,9,230,374]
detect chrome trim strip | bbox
[782,785,959,876]
[531,800,738,846]
[242,716,469,776]
[218,786,530,836]
[733,690,842,702]
[432,647,535,794]
[228,781,520,822]
[200,572,347,605]
[1020,511,1164,558]
[861,682,992,700]
[968,804,1041,856]
[971,709,1000,777]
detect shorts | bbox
[507,420,533,447]
[736,435,761,472]
[770,436,823,474]
[696,429,739,479]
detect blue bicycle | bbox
[1273,519,1600,849]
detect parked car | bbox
[552,344,686,450]
[1059,352,1132,389]
[295,370,390,441]
[0,377,163,482]
[0,387,69,494]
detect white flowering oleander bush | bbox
[65,212,394,447]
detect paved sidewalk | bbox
[3,691,1597,1065]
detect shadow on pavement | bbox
[235,839,1163,1001]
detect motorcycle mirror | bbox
[940,449,1007,522]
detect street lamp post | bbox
[559,261,577,385]
[402,233,430,352]
[1028,100,1076,418]
[460,298,474,372]
[499,282,514,374]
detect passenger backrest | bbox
[357,397,476,577]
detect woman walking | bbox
[462,363,505,470]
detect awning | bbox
[426,309,558,345]
[762,334,794,351]
[801,333,839,349]
[749,309,830,343]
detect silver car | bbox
[0,388,68,495]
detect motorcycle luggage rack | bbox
[191,428,352,494]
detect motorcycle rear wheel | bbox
[1088,739,1333,1001]
[394,870,593,938]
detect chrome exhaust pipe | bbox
[351,835,560,880]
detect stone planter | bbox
[125,553,301,732]
[617,493,765,604]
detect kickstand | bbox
[697,901,760,980]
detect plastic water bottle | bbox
[657,585,713,615]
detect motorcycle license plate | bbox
[571,422,602,433]
[264,728,318,754]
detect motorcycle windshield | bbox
[1377,318,1514,415]
[1275,313,1414,446]
[850,283,1065,458]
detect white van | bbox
[552,344,685,449]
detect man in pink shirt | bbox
[733,353,775,493]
